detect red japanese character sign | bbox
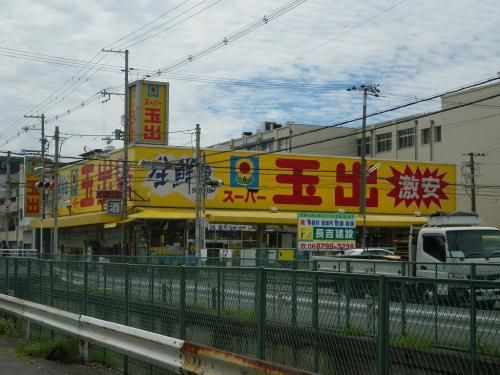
[387,166,449,208]
[273,158,322,205]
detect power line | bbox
[102,0,194,49]
[144,0,308,80]
[114,0,224,49]
[204,77,500,164]
[2,0,307,150]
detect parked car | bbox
[341,248,396,258]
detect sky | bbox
[0,0,499,161]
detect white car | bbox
[342,248,395,257]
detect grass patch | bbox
[0,318,22,337]
[339,324,364,337]
[390,334,434,349]
[224,308,257,322]
[89,346,123,370]
[477,341,500,357]
[15,337,80,363]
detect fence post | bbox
[292,265,297,328]
[49,261,54,307]
[312,271,319,373]
[39,259,42,303]
[217,268,222,317]
[150,265,154,332]
[377,275,389,375]
[14,257,18,296]
[401,280,407,337]
[400,263,407,337]
[257,267,267,360]
[470,265,477,375]
[124,264,129,325]
[83,262,88,315]
[5,257,8,293]
[124,264,130,375]
[27,258,32,301]
[180,266,186,340]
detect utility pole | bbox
[195,124,203,255]
[347,85,380,250]
[4,151,11,246]
[53,126,60,254]
[464,152,485,213]
[24,113,45,254]
[102,48,129,255]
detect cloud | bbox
[0,0,499,157]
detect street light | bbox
[347,84,380,250]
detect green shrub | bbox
[0,318,21,337]
[89,347,123,370]
[390,334,434,349]
[340,324,364,337]
[15,337,80,363]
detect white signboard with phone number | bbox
[297,212,356,252]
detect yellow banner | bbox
[23,157,42,217]
[130,146,457,215]
[54,145,456,217]
[56,150,125,215]
[128,80,169,145]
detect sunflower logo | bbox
[235,158,254,186]
[147,84,160,98]
[230,156,259,188]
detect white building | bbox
[210,81,500,228]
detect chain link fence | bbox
[1,257,500,374]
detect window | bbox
[447,229,500,258]
[422,234,446,262]
[421,128,430,145]
[261,142,272,152]
[278,138,289,152]
[356,137,371,156]
[398,128,414,149]
[376,133,392,153]
[434,126,442,142]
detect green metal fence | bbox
[1,257,500,374]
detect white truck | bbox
[312,212,500,308]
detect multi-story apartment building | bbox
[0,155,25,248]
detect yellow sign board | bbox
[23,157,42,217]
[56,149,125,215]
[130,146,457,215]
[129,80,169,145]
[54,145,456,217]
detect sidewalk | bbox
[0,336,117,375]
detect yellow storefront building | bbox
[30,144,456,258]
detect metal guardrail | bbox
[0,293,312,375]
[1,257,500,374]
[1,249,38,257]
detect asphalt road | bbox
[0,336,117,375]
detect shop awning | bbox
[31,208,429,229]
[128,208,196,220]
[103,218,135,229]
[205,210,297,225]
[205,210,428,227]
[30,211,121,229]
[359,214,428,227]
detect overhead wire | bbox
[144,0,308,80]
[2,0,310,148]
[203,76,500,165]
[1,0,221,146]
[113,0,224,49]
